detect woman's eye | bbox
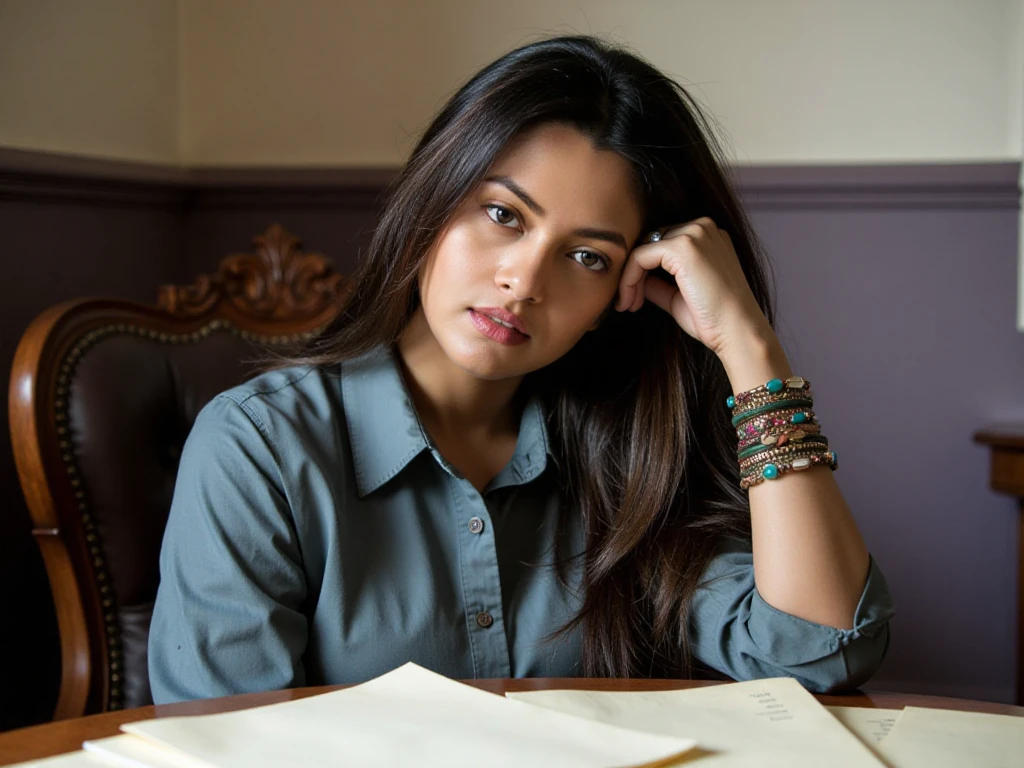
[571,250,608,272]
[484,205,519,228]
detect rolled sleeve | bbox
[149,394,309,704]
[689,540,893,692]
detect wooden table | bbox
[3,678,1023,766]
[974,423,1024,705]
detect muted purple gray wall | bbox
[1,151,1020,728]
[738,163,1023,702]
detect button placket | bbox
[455,481,510,676]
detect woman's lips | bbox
[469,309,530,346]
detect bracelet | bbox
[739,436,830,466]
[740,450,838,490]
[741,445,836,475]
[732,388,815,413]
[738,427,818,454]
[729,374,839,491]
[727,376,810,409]
[732,398,814,428]
[737,408,816,438]
[737,421,821,450]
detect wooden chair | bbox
[9,225,347,719]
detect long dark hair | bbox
[290,35,775,677]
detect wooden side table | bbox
[974,424,1024,705]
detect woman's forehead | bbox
[486,124,643,235]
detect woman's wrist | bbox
[718,328,793,394]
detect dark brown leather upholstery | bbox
[9,225,346,719]
[69,332,273,710]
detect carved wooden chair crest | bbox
[9,225,347,719]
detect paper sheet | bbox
[122,662,696,768]
[83,735,212,768]
[508,677,885,767]
[6,751,116,768]
[871,706,1024,768]
[827,706,901,745]
[6,735,201,768]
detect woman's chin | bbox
[442,338,537,381]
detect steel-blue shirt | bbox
[149,345,893,703]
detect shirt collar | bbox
[340,345,552,498]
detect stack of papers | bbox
[509,683,1023,767]
[508,678,884,766]
[12,663,1024,767]
[14,663,694,768]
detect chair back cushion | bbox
[70,329,276,707]
[10,225,345,717]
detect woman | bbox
[149,35,893,703]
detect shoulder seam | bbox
[219,367,319,411]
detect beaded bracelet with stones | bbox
[733,391,811,415]
[729,378,812,404]
[740,417,821,443]
[740,443,835,476]
[740,455,837,490]
[736,409,817,440]
[732,398,815,428]
[731,388,814,415]
[733,389,815,413]
[741,453,833,484]
[738,435,830,464]
[741,415,819,438]
[740,444,837,483]
[739,435,830,464]
[740,451,838,490]
[741,434,827,462]
[727,376,811,410]
[739,436,829,464]
[738,422,822,451]
[741,452,834,485]
[737,417,815,454]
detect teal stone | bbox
[762,463,779,480]
[766,378,784,393]
[792,412,808,424]
[726,395,736,409]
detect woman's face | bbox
[416,122,645,381]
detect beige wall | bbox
[0,0,178,164]
[179,0,1022,166]
[0,0,1021,166]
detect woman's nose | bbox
[495,243,550,303]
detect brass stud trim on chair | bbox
[52,318,322,712]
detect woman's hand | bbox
[616,217,773,359]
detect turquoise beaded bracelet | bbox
[732,399,814,428]
[740,451,838,490]
[727,376,810,410]
[738,434,829,462]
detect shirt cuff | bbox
[744,555,894,690]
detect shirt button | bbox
[468,517,484,534]
[476,611,494,628]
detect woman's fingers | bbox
[644,276,679,316]
[629,273,646,312]
[616,218,720,312]
[645,277,698,338]
[616,242,674,311]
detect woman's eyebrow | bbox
[573,227,627,251]
[483,174,628,250]
[485,175,546,215]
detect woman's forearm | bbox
[721,335,870,629]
